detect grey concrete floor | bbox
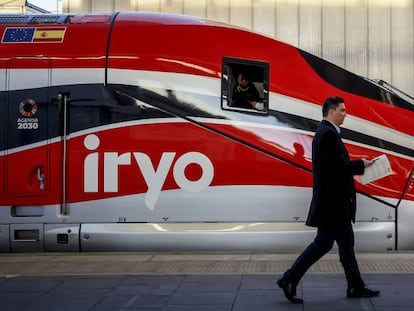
[1,252,413,310]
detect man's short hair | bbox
[322,96,344,117]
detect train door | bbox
[5,57,55,251]
[6,58,50,198]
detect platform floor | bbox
[1,252,414,310]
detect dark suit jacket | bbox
[306,120,365,228]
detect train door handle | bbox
[37,167,44,190]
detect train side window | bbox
[221,57,269,114]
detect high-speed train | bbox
[0,12,413,252]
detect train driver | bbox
[231,72,264,111]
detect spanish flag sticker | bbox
[33,27,66,43]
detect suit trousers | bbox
[284,223,365,290]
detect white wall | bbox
[62,0,414,97]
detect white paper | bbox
[359,154,392,185]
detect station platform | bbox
[1,251,414,310]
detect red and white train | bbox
[0,12,413,252]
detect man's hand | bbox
[362,158,374,168]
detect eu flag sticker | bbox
[2,27,35,43]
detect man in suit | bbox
[277,96,380,304]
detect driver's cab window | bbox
[221,57,269,114]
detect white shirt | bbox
[324,118,341,134]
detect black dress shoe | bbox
[347,287,381,298]
[277,277,303,304]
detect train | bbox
[0,12,413,252]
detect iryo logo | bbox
[83,134,214,210]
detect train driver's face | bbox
[237,74,248,87]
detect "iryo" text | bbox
[83,134,214,210]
